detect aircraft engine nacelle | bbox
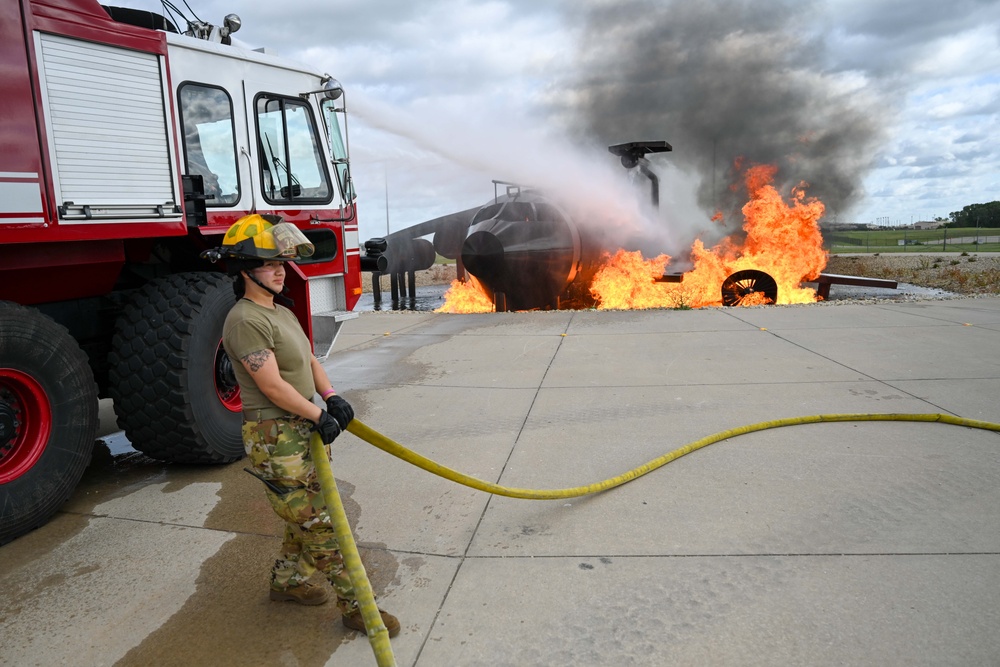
[382,237,436,274]
[460,194,605,311]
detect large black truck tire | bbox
[0,302,99,545]
[108,272,243,463]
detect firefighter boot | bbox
[269,582,330,605]
[342,608,401,638]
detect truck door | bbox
[246,88,334,208]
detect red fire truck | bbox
[0,0,364,544]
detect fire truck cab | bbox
[0,0,363,543]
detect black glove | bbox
[325,394,355,430]
[312,410,341,444]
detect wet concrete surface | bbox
[1,295,999,666]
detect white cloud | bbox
[105,0,1000,230]
[912,25,1000,79]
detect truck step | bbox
[312,310,359,360]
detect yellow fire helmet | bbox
[218,214,315,261]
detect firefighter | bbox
[210,214,400,637]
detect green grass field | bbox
[825,227,1000,253]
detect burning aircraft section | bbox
[361,142,895,313]
[588,162,830,310]
[460,190,591,311]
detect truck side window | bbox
[178,83,240,206]
[256,95,332,204]
[321,99,355,202]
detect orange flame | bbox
[439,163,826,312]
[435,276,494,313]
[587,249,673,310]
[591,164,826,309]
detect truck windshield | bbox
[256,95,332,204]
[178,84,240,206]
[321,99,355,202]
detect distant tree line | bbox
[948,201,1000,228]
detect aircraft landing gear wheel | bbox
[721,270,778,307]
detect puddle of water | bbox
[354,284,448,312]
[97,431,137,456]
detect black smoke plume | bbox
[559,0,889,230]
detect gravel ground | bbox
[824,253,1000,296]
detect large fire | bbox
[437,163,826,313]
[594,164,827,309]
[436,275,493,313]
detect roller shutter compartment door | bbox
[36,33,181,221]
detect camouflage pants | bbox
[243,416,357,614]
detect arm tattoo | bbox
[242,349,272,373]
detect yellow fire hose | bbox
[347,413,1000,499]
[310,433,397,667]
[314,413,1000,666]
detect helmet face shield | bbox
[258,223,315,259]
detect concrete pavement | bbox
[1,296,999,666]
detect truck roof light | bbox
[222,14,241,37]
[323,78,343,101]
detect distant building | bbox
[913,221,943,230]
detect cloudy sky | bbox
[118,0,999,249]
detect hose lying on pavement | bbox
[323,413,1000,667]
[347,413,1000,500]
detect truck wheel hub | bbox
[214,343,241,412]
[0,370,52,481]
[0,396,18,454]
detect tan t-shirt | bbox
[222,299,314,417]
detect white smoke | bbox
[350,89,711,258]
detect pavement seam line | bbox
[872,302,995,326]
[411,313,574,665]
[747,326,996,418]
[459,551,1000,559]
[55,511,249,535]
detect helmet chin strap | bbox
[244,269,296,307]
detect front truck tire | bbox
[108,273,244,464]
[0,302,99,545]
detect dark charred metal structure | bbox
[608,141,673,208]
[460,183,603,311]
[362,206,480,307]
[361,139,897,310]
[363,142,676,311]
[720,270,779,307]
